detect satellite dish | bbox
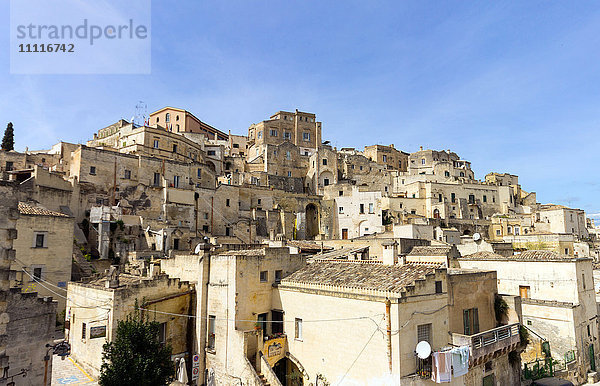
[416,341,431,359]
[473,232,481,242]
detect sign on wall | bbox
[90,326,107,339]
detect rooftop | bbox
[407,246,452,256]
[281,261,437,294]
[460,250,585,262]
[18,202,70,218]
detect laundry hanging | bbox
[451,346,470,377]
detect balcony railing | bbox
[452,323,520,361]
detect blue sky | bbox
[1,1,599,218]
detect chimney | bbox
[105,265,120,289]
[382,241,398,265]
[419,146,423,151]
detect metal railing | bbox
[471,323,519,349]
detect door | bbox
[590,344,596,372]
[342,229,348,240]
[519,285,530,299]
[482,374,494,386]
[271,310,284,335]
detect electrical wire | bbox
[337,315,385,385]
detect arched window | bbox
[166,113,171,122]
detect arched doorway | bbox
[463,229,472,236]
[305,204,318,240]
[433,209,440,219]
[273,357,304,386]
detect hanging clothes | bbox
[451,346,470,377]
[431,351,452,383]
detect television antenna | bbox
[134,101,148,126]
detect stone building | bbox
[363,144,409,172]
[149,107,228,140]
[66,269,194,378]
[408,148,475,181]
[535,204,589,240]
[12,202,73,316]
[458,250,598,384]
[0,181,57,386]
[276,261,521,385]
[248,110,321,155]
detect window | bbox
[483,195,487,203]
[172,144,178,153]
[34,233,46,248]
[519,285,530,299]
[295,318,303,340]
[338,207,344,214]
[283,132,291,140]
[507,226,512,234]
[468,194,475,204]
[275,270,283,283]
[514,226,520,235]
[435,281,443,294]
[89,166,96,175]
[225,227,232,236]
[158,322,166,344]
[153,140,159,148]
[463,308,479,335]
[451,193,456,203]
[496,229,501,236]
[583,274,586,290]
[173,175,180,188]
[360,204,365,214]
[369,203,374,214]
[421,158,426,165]
[460,171,465,177]
[270,129,278,137]
[207,315,216,350]
[207,150,216,156]
[226,199,230,207]
[323,178,329,186]
[5,161,13,171]
[165,113,170,122]
[197,168,202,178]
[257,131,263,139]
[382,155,387,162]
[417,323,432,344]
[565,248,569,255]
[322,159,327,166]
[260,271,268,282]
[153,172,161,186]
[445,171,450,177]
[33,267,43,281]
[82,322,87,340]
[124,169,131,179]
[303,132,310,141]
[339,190,343,196]
[288,171,292,177]
[286,151,291,160]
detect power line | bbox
[337,316,385,385]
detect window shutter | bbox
[473,308,480,334]
[463,310,470,335]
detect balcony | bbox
[451,323,520,364]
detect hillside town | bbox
[1,107,599,386]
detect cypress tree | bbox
[1,122,14,151]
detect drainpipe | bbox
[386,298,392,373]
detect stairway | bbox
[257,373,270,386]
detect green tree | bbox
[1,122,14,151]
[99,305,174,386]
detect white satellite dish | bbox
[473,232,481,242]
[415,341,431,359]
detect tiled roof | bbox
[281,261,437,293]
[287,240,334,251]
[219,248,266,256]
[18,202,70,217]
[460,250,578,261]
[407,246,452,256]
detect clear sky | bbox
[1,1,599,218]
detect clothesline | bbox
[431,345,470,383]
